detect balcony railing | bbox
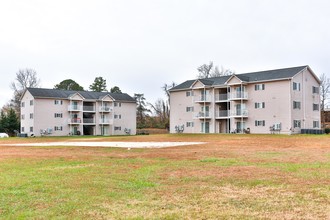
[68,105,82,111]
[230,92,248,100]
[215,94,229,102]
[68,118,82,124]
[195,95,212,102]
[231,109,248,117]
[99,119,112,124]
[215,110,229,118]
[99,106,112,112]
[83,106,95,112]
[83,118,95,124]
[196,111,211,118]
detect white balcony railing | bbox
[99,119,112,124]
[215,110,229,118]
[195,95,212,102]
[83,118,95,124]
[230,92,248,100]
[83,106,95,112]
[215,94,229,102]
[99,106,112,112]
[68,118,82,124]
[68,105,82,111]
[231,109,248,117]
[196,111,212,118]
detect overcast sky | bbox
[1,0,330,108]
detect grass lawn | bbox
[0,134,329,219]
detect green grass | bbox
[0,134,329,219]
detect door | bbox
[236,121,245,133]
[201,122,210,133]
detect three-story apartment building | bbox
[169,66,320,134]
[20,88,136,136]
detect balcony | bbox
[99,106,112,112]
[83,118,95,124]
[68,118,82,124]
[99,119,112,124]
[215,94,229,102]
[68,105,82,111]
[195,95,212,103]
[83,106,95,112]
[230,92,248,100]
[231,109,248,118]
[215,110,230,119]
[196,111,212,119]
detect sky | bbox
[1,0,330,108]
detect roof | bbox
[25,88,136,102]
[170,65,310,91]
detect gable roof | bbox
[25,88,136,102]
[170,65,309,91]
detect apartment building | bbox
[20,88,136,136]
[169,66,321,134]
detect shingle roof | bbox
[26,88,136,102]
[170,65,308,91]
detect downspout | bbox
[241,83,243,134]
[204,86,206,133]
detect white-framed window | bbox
[186,91,193,97]
[21,114,25,120]
[30,100,34,106]
[54,113,63,118]
[54,100,63,105]
[312,86,319,94]
[21,127,25,132]
[30,127,33,132]
[54,126,63,131]
[313,104,319,111]
[255,102,265,109]
[313,121,319,128]
[293,120,301,128]
[255,120,265,126]
[186,122,194,127]
[186,106,194,112]
[293,101,301,109]
[293,82,301,91]
[255,84,265,91]
[114,126,121,131]
[21,102,25,107]
[114,102,121,107]
[30,113,33,119]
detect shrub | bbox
[324,128,330,134]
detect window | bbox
[55,100,63,105]
[54,113,63,118]
[114,114,121,119]
[312,86,319,94]
[255,102,265,109]
[114,126,121,131]
[21,127,25,132]
[21,102,25,107]
[293,82,301,91]
[114,102,121,107]
[255,84,265,91]
[30,113,33,119]
[293,120,301,128]
[313,121,319,128]
[186,91,192,97]
[21,114,25,120]
[293,101,301,109]
[186,122,194,127]
[30,100,34,106]
[186,106,194,112]
[30,127,33,132]
[255,120,265,126]
[313,104,319,111]
[54,126,63,131]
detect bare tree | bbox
[10,68,40,114]
[320,73,330,128]
[197,61,234,79]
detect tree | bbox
[148,99,169,129]
[54,79,84,91]
[320,73,330,128]
[0,108,20,136]
[197,61,234,79]
[134,93,150,128]
[10,68,40,115]
[89,77,107,92]
[110,86,122,93]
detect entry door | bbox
[236,121,245,133]
[201,122,210,133]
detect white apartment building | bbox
[169,66,321,134]
[20,88,136,136]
